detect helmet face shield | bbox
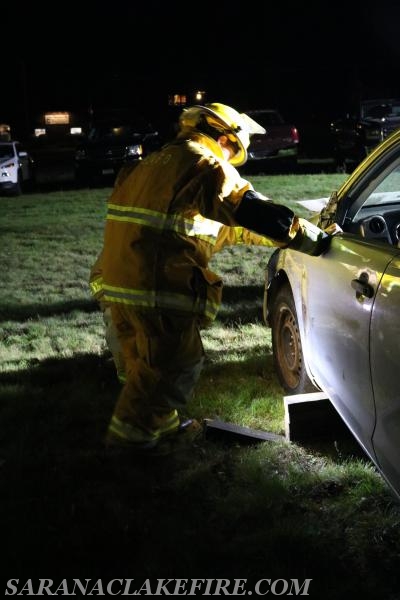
[230,129,250,167]
[240,113,267,135]
[178,103,266,167]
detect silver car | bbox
[264,128,400,501]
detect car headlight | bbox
[126,144,143,158]
[1,161,16,169]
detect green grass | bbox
[1,174,400,598]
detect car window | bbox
[0,144,14,160]
[366,105,392,119]
[345,152,400,245]
[247,111,284,128]
[361,101,400,119]
[88,120,154,142]
[355,161,400,211]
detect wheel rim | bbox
[276,304,302,390]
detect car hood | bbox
[0,156,15,166]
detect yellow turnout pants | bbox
[109,305,205,440]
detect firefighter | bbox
[89,161,144,385]
[90,224,281,385]
[98,102,332,451]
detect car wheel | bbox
[271,283,317,394]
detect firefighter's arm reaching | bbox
[234,190,336,256]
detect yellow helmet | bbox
[178,102,266,167]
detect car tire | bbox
[270,283,317,394]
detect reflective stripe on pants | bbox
[110,305,205,434]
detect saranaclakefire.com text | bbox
[5,579,313,596]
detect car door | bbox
[370,256,400,497]
[299,147,400,461]
[15,143,30,180]
[292,237,396,460]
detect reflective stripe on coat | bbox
[101,135,264,322]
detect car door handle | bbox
[351,277,374,298]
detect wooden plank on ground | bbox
[203,418,284,446]
[284,392,353,443]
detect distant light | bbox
[168,94,187,106]
[0,123,11,141]
[45,112,70,125]
[195,90,206,102]
[34,128,46,137]
[70,127,82,135]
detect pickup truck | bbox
[330,98,400,172]
[74,115,161,184]
[242,108,299,173]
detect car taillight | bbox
[291,127,299,143]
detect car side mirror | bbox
[18,151,28,157]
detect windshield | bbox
[361,164,400,208]
[88,121,154,141]
[247,111,284,128]
[361,101,400,119]
[350,156,400,224]
[0,144,14,160]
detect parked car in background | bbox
[242,108,299,172]
[75,117,161,184]
[0,141,34,195]
[263,128,400,501]
[330,98,400,172]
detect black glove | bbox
[287,218,332,256]
[235,190,295,240]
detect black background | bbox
[2,0,400,135]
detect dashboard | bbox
[348,204,400,246]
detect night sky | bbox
[2,0,400,132]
